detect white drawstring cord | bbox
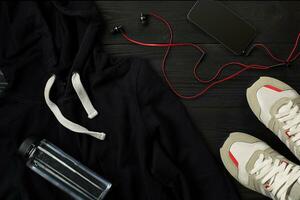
[44,74,106,140]
[71,72,98,119]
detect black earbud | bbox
[111,13,149,35]
[140,13,148,25]
[111,25,124,34]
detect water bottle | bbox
[18,138,112,200]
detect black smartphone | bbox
[187,0,256,55]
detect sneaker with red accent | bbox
[247,77,300,159]
[220,132,300,200]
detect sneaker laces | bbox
[250,154,300,200]
[275,100,300,145]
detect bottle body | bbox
[20,139,111,200]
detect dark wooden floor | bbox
[2,1,300,200]
[95,1,300,199]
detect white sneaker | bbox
[247,77,300,159]
[220,132,300,200]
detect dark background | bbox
[2,1,300,200]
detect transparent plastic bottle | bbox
[18,138,112,200]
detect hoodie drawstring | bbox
[71,72,98,119]
[44,73,106,140]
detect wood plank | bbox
[96,1,300,44]
[2,2,300,199]
[103,43,300,107]
[101,41,300,200]
[103,42,300,199]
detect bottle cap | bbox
[18,137,38,159]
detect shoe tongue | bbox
[288,180,300,200]
[273,98,292,114]
[247,151,262,171]
[278,103,291,113]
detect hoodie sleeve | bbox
[136,60,239,200]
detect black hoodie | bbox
[0,2,239,200]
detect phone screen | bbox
[187,0,256,55]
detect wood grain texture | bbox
[0,71,7,97]
[97,1,300,44]
[95,1,300,200]
[1,1,300,200]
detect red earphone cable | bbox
[119,12,300,99]
[287,32,300,62]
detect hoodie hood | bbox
[0,1,120,101]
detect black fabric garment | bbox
[0,2,239,200]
